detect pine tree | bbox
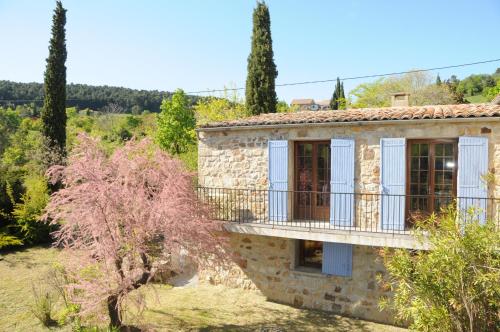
[42,1,67,155]
[436,74,442,86]
[330,77,341,110]
[245,1,278,115]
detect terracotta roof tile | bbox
[198,103,500,129]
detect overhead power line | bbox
[1,58,499,103]
[185,58,500,94]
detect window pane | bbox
[444,143,453,156]
[317,144,329,168]
[435,158,443,170]
[304,143,313,156]
[420,157,428,169]
[411,171,419,183]
[444,171,453,181]
[445,158,455,169]
[420,171,428,184]
[420,144,429,156]
[304,156,312,168]
[411,144,419,156]
[435,144,443,156]
[298,144,304,156]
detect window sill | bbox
[292,266,324,277]
[292,267,353,279]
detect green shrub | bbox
[380,207,500,331]
[177,144,198,171]
[483,80,500,101]
[0,232,23,249]
[156,89,196,155]
[12,174,51,244]
[194,93,248,125]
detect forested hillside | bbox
[0,80,200,113]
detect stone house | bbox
[316,99,331,110]
[290,98,319,111]
[196,101,500,325]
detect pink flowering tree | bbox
[44,134,225,328]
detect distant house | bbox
[196,97,500,325]
[290,99,318,111]
[316,99,331,110]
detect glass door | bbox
[407,139,457,223]
[294,141,331,220]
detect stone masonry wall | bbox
[199,233,394,324]
[197,119,500,324]
[199,120,500,194]
[199,120,500,224]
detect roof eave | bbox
[196,116,500,132]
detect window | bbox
[294,141,331,220]
[298,240,323,269]
[407,139,458,219]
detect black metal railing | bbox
[196,187,500,235]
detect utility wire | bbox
[1,58,499,102]
[185,58,500,94]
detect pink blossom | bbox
[44,134,227,327]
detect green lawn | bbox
[466,94,489,103]
[0,247,405,331]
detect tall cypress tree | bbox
[339,82,346,109]
[245,1,278,115]
[330,77,341,110]
[436,74,442,86]
[42,1,67,154]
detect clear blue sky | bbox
[0,0,499,102]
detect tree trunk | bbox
[107,295,121,328]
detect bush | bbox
[156,89,196,155]
[177,144,198,171]
[379,207,500,331]
[483,80,500,101]
[12,174,51,244]
[194,93,248,125]
[0,232,23,249]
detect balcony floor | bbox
[224,220,428,250]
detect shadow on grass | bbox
[0,244,55,268]
[145,305,374,332]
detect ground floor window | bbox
[298,240,323,269]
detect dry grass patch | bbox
[0,246,70,332]
[0,247,405,331]
[131,284,405,332]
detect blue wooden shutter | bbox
[380,138,406,231]
[458,137,488,224]
[322,242,353,277]
[268,140,288,221]
[330,138,355,227]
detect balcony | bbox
[197,187,499,249]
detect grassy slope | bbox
[0,247,405,332]
[466,94,489,103]
[0,246,68,332]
